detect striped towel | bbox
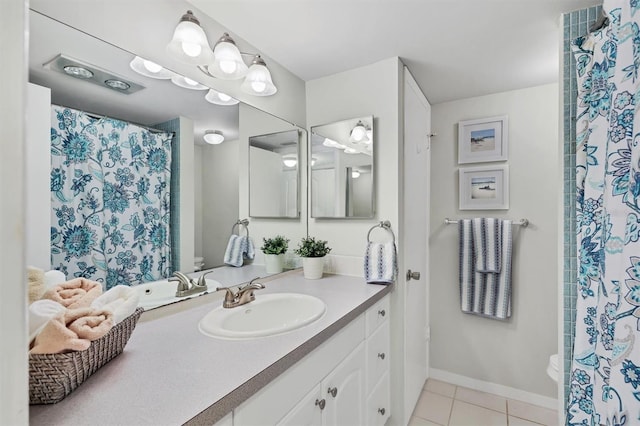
[224,235,255,267]
[364,241,397,284]
[459,218,512,320]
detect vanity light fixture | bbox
[203,130,224,145]
[349,121,369,143]
[205,88,239,106]
[351,170,361,178]
[208,33,248,80]
[240,55,277,96]
[166,10,214,65]
[129,56,174,79]
[282,154,297,168]
[171,75,208,90]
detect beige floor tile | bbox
[412,390,453,426]
[507,399,557,425]
[409,416,443,426]
[425,378,457,398]
[508,415,543,425]
[449,400,507,426]
[454,386,506,413]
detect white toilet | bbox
[547,353,559,382]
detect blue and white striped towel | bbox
[473,217,503,273]
[364,241,397,284]
[459,218,512,320]
[224,235,255,267]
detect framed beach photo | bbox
[457,115,508,164]
[459,165,509,210]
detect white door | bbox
[402,67,431,420]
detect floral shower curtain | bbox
[50,106,173,290]
[568,1,640,424]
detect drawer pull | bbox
[377,352,385,360]
[378,408,386,416]
[315,399,326,410]
[378,309,386,317]
[327,387,338,398]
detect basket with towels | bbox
[27,267,143,405]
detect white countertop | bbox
[30,271,392,425]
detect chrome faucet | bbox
[217,277,265,308]
[169,271,210,297]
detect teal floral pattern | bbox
[568,1,640,425]
[50,106,173,289]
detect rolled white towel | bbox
[91,285,140,324]
[44,270,66,290]
[29,299,66,343]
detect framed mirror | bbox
[310,116,374,218]
[249,129,300,218]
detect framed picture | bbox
[459,165,509,210]
[458,115,508,164]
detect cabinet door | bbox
[366,371,390,426]
[277,384,323,426]
[322,342,365,426]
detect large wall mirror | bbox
[310,116,375,218]
[27,9,307,305]
[249,130,300,218]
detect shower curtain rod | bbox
[54,104,175,135]
[444,217,529,227]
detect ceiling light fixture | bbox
[170,75,208,90]
[351,170,361,178]
[129,56,174,79]
[104,79,131,91]
[344,147,358,154]
[203,130,224,145]
[240,55,277,96]
[166,10,214,65]
[205,88,239,106]
[63,65,93,79]
[282,154,297,168]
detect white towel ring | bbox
[231,219,250,237]
[367,220,396,244]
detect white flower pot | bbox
[264,253,284,274]
[302,256,325,279]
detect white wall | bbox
[306,58,401,258]
[429,83,559,398]
[201,140,239,268]
[0,0,28,423]
[26,83,52,269]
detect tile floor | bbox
[409,379,559,426]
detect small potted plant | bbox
[294,236,332,279]
[260,235,289,273]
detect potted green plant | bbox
[260,235,289,273]
[294,236,332,279]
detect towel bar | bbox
[444,218,529,227]
[231,218,250,236]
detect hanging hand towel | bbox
[472,218,503,273]
[364,241,397,284]
[223,235,253,267]
[41,278,103,309]
[459,219,513,320]
[91,285,139,324]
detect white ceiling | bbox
[189,0,600,104]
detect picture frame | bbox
[457,115,508,164]
[459,165,509,210]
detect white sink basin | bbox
[198,293,326,339]
[135,278,221,310]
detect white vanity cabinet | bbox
[232,294,391,426]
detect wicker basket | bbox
[29,307,144,405]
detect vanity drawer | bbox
[365,294,389,336]
[366,371,390,426]
[366,320,390,393]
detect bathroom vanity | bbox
[29,271,392,425]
